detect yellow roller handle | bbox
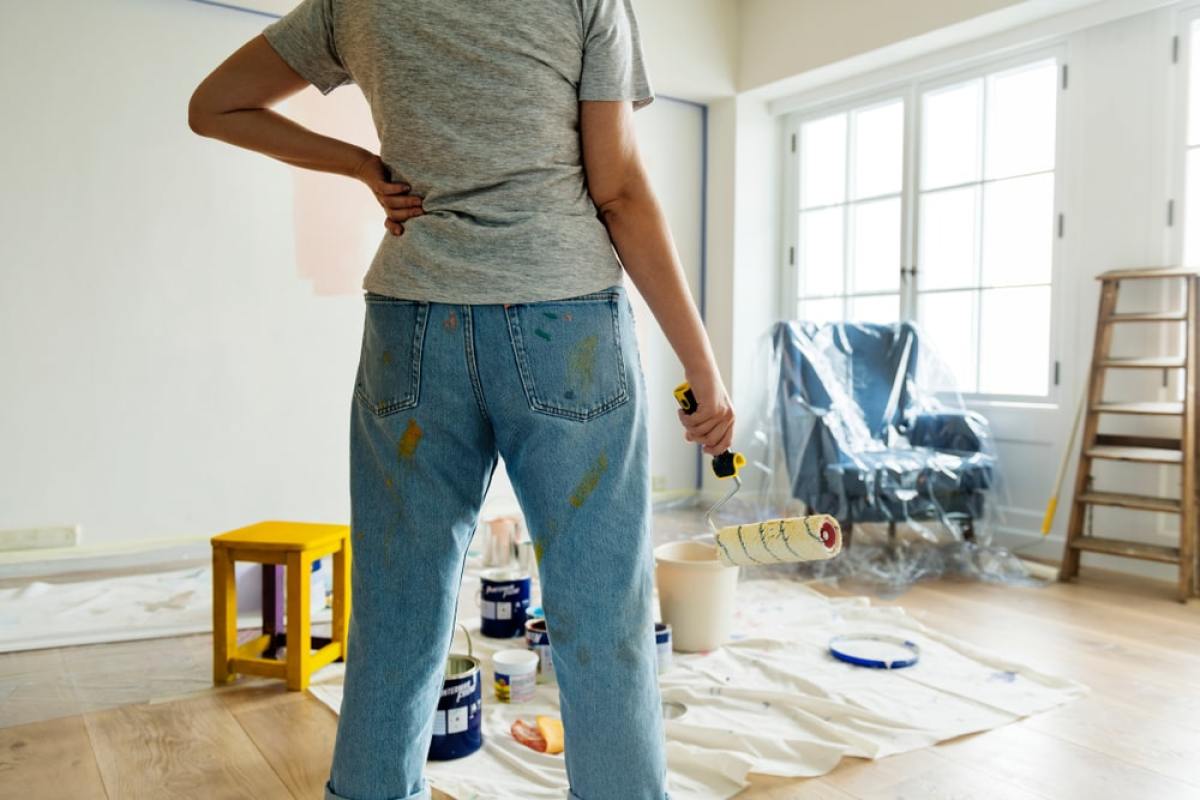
[1041,386,1088,536]
[1040,497,1058,536]
[674,380,743,480]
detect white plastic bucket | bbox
[653,540,739,652]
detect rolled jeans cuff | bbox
[326,779,430,800]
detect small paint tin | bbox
[480,568,531,639]
[428,625,483,761]
[493,648,538,704]
[655,622,672,673]
[524,618,555,684]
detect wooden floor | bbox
[2,568,1198,800]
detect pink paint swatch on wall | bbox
[288,87,382,296]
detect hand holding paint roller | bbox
[673,381,843,566]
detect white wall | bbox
[0,0,362,548]
[0,0,726,548]
[738,0,1026,90]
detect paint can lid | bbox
[493,649,539,673]
[481,568,530,582]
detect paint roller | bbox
[673,381,843,567]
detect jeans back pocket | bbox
[355,294,430,416]
[504,289,630,421]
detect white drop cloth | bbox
[0,564,331,653]
[308,563,1086,800]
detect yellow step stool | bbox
[212,521,351,691]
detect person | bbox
[188,1,734,798]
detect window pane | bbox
[799,207,845,297]
[918,290,978,393]
[798,297,844,324]
[985,59,1058,180]
[919,186,979,291]
[979,286,1050,395]
[851,197,901,293]
[1190,21,1200,146]
[849,294,899,323]
[852,99,904,199]
[801,113,847,209]
[981,173,1054,287]
[921,80,982,190]
[1187,150,1200,267]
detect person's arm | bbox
[187,35,422,237]
[580,100,734,455]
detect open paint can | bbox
[428,625,482,761]
[479,568,532,639]
[524,618,555,684]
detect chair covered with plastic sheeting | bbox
[771,320,997,542]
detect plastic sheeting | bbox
[713,320,1040,594]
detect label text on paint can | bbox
[429,658,482,761]
[494,670,536,703]
[480,572,531,639]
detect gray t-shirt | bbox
[262,0,654,304]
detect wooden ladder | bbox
[1060,266,1200,601]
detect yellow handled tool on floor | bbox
[673,381,844,566]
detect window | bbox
[787,53,1062,399]
[917,59,1058,395]
[796,98,905,324]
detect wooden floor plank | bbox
[83,694,293,800]
[818,748,1050,800]
[740,773,856,799]
[1019,693,1200,788]
[0,715,107,800]
[0,648,80,728]
[914,583,1200,679]
[229,691,337,800]
[934,719,1200,800]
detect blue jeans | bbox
[326,285,669,800]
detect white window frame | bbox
[781,42,1068,407]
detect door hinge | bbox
[1061,63,1069,90]
[1173,35,1181,65]
[791,133,797,153]
[1058,213,1065,238]
[788,246,795,266]
[1054,361,1061,386]
[1168,199,1176,227]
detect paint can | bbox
[654,622,672,673]
[428,624,482,761]
[492,648,538,704]
[479,568,531,639]
[524,618,555,684]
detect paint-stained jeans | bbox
[326,285,669,800]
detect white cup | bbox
[654,541,739,652]
[493,648,538,703]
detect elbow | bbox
[187,89,216,137]
[593,184,647,229]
